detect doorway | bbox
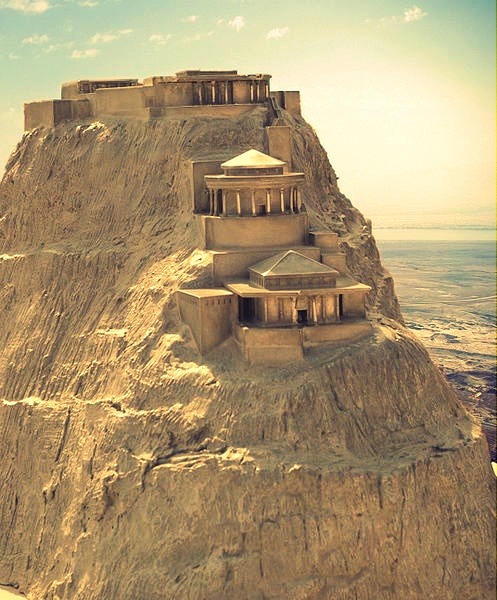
[297,309,308,325]
[338,294,344,318]
[239,297,256,323]
[256,204,267,216]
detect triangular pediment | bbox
[221,149,286,169]
[249,250,339,277]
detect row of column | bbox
[250,81,270,103]
[193,81,233,105]
[208,187,303,216]
[192,80,269,106]
[257,295,343,325]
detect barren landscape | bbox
[379,239,496,460]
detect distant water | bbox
[373,227,495,241]
[377,236,496,459]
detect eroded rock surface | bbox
[0,110,494,599]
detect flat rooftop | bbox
[178,288,234,300]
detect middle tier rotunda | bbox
[204,149,305,217]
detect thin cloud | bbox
[71,48,99,59]
[402,5,427,22]
[22,33,49,44]
[89,29,132,44]
[228,16,246,32]
[0,0,51,13]
[369,5,428,25]
[149,33,171,45]
[79,0,97,6]
[266,26,289,40]
[182,30,215,43]
[184,15,198,23]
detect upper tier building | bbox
[24,70,301,130]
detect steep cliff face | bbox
[0,109,494,600]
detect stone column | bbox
[289,188,294,213]
[297,189,302,212]
[236,190,241,216]
[259,81,266,101]
[311,297,318,324]
[222,190,227,216]
[251,189,256,216]
[266,190,271,214]
[292,298,298,324]
[280,189,285,213]
[209,190,213,215]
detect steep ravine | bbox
[0,109,494,599]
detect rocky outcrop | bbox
[0,108,494,599]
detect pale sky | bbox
[0,0,495,227]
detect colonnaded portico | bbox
[204,149,304,217]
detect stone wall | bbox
[266,125,293,169]
[198,214,308,250]
[177,291,236,354]
[210,246,321,283]
[190,159,228,214]
[24,99,91,130]
[342,290,367,318]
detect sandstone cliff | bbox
[0,107,494,599]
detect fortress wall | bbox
[210,246,321,283]
[283,91,301,117]
[200,294,236,353]
[93,86,149,117]
[70,99,93,121]
[24,101,57,129]
[200,213,308,250]
[150,104,264,120]
[270,91,301,117]
[177,291,235,354]
[177,293,203,351]
[321,251,347,272]
[343,290,367,318]
[302,320,372,345]
[266,126,293,170]
[24,100,91,130]
[159,82,194,107]
[233,80,251,103]
[190,160,227,214]
[61,82,81,100]
[309,231,339,249]
[236,325,304,364]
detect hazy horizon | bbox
[0,0,495,229]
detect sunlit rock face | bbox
[0,95,494,599]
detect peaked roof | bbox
[221,149,286,169]
[249,250,339,277]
